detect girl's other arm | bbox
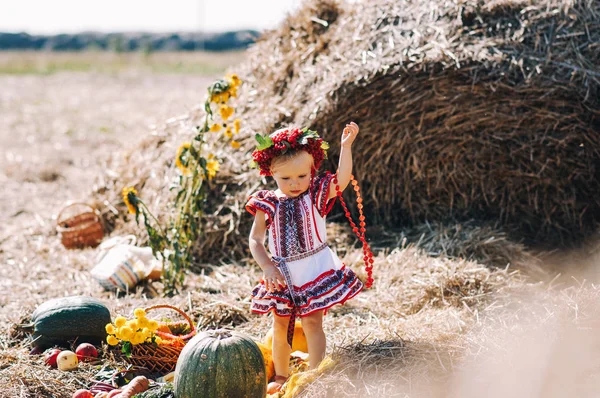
[328,122,359,200]
[249,211,286,291]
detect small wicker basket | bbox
[56,203,104,249]
[125,304,196,374]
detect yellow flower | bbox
[231,140,241,149]
[227,73,241,88]
[107,335,119,346]
[228,85,238,98]
[148,319,159,332]
[122,187,138,215]
[176,142,192,176]
[206,157,220,180]
[142,328,152,340]
[137,317,148,329]
[233,119,241,134]
[224,126,233,139]
[114,316,127,328]
[133,308,146,318]
[130,332,143,345]
[126,319,139,331]
[219,105,234,121]
[211,91,229,104]
[105,324,116,334]
[119,326,133,341]
[209,123,222,133]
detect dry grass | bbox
[2,56,600,397]
[0,51,246,75]
[3,0,600,395]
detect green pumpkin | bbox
[174,329,267,398]
[30,296,111,349]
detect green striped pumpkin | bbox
[174,329,267,398]
[31,296,110,349]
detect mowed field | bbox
[0,51,242,242]
[2,51,600,397]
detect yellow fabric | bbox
[280,356,336,398]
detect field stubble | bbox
[1,53,600,397]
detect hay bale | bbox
[237,0,600,244]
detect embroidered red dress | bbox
[246,172,363,318]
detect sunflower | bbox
[233,119,241,134]
[228,85,238,98]
[176,142,192,176]
[224,126,233,139]
[211,91,230,104]
[231,140,241,149]
[227,73,241,88]
[219,105,234,121]
[206,154,220,180]
[122,187,139,215]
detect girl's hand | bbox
[262,263,287,292]
[341,122,359,148]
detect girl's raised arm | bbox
[328,122,359,200]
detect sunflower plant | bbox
[122,74,242,295]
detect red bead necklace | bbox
[333,174,374,288]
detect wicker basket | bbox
[125,304,196,374]
[56,203,104,249]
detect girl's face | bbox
[271,151,313,198]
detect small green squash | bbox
[30,296,111,349]
[174,329,267,398]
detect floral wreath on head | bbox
[250,127,330,176]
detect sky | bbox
[0,0,301,34]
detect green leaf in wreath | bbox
[255,134,274,150]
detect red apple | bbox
[75,342,98,362]
[43,348,62,368]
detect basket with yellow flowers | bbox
[106,304,196,374]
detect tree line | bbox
[0,31,260,52]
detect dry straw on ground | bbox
[1,243,522,397]
[15,1,595,394]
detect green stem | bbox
[138,200,168,237]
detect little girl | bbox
[246,122,367,393]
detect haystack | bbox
[101,0,600,267]
[238,0,600,245]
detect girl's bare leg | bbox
[300,310,325,369]
[271,314,292,379]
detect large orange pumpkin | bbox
[255,341,275,382]
[263,321,308,353]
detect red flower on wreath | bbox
[251,127,329,176]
